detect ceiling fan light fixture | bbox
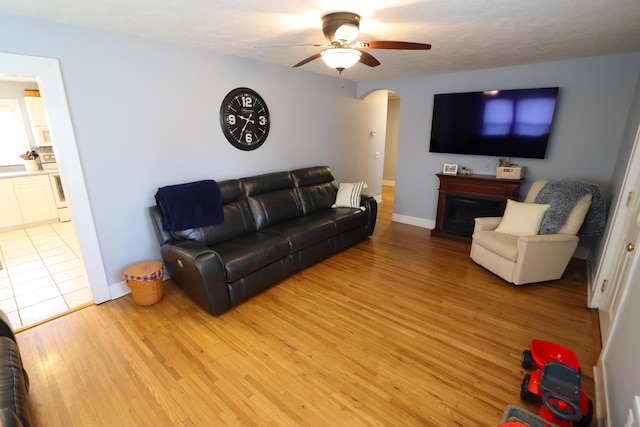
[334,23,359,44]
[321,48,361,70]
[322,12,360,44]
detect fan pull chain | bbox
[338,68,345,90]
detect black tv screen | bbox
[429,87,560,159]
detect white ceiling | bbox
[1,0,640,81]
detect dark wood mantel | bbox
[432,173,524,242]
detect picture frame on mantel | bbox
[443,163,458,175]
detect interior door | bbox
[594,123,640,345]
[598,181,640,344]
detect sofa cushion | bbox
[291,166,338,214]
[263,216,336,252]
[312,207,368,234]
[169,180,256,246]
[242,172,303,230]
[494,200,550,237]
[212,233,291,282]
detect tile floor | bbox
[0,222,93,329]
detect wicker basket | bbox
[123,260,164,306]
[496,166,525,180]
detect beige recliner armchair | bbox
[470,180,598,285]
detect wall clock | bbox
[220,87,270,151]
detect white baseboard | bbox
[109,281,131,300]
[391,213,435,229]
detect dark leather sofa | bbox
[0,312,30,427]
[149,166,377,316]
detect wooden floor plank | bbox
[15,186,596,426]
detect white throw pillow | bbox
[332,182,368,210]
[494,199,550,236]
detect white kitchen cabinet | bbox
[24,96,48,126]
[24,96,53,147]
[12,175,58,224]
[0,179,23,229]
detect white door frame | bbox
[590,123,640,311]
[0,52,110,303]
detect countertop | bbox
[0,170,54,179]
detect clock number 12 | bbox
[241,96,253,108]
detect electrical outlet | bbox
[374,152,380,159]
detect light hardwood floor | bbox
[15,186,596,426]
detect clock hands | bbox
[238,113,254,142]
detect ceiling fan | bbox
[291,12,431,73]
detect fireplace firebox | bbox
[432,173,524,242]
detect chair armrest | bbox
[512,233,580,285]
[474,217,502,232]
[517,234,580,244]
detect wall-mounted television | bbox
[429,87,560,159]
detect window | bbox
[0,99,31,166]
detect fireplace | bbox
[432,173,523,242]
[442,194,504,237]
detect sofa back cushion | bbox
[241,172,303,230]
[291,166,338,215]
[169,179,257,245]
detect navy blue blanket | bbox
[155,180,224,231]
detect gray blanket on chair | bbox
[534,180,606,235]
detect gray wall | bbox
[0,12,384,294]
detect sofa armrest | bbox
[474,217,502,232]
[160,241,231,316]
[360,194,378,236]
[0,312,15,342]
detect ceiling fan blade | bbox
[293,52,322,68]
[255,43,327,48]
[356,41,432,50]
[356,50,381,67]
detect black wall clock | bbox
[220,87,270,151]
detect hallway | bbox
[0,221,93,329]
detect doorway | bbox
[0,77,93,329]
[382,92,400,217]
[0,52,110,327]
